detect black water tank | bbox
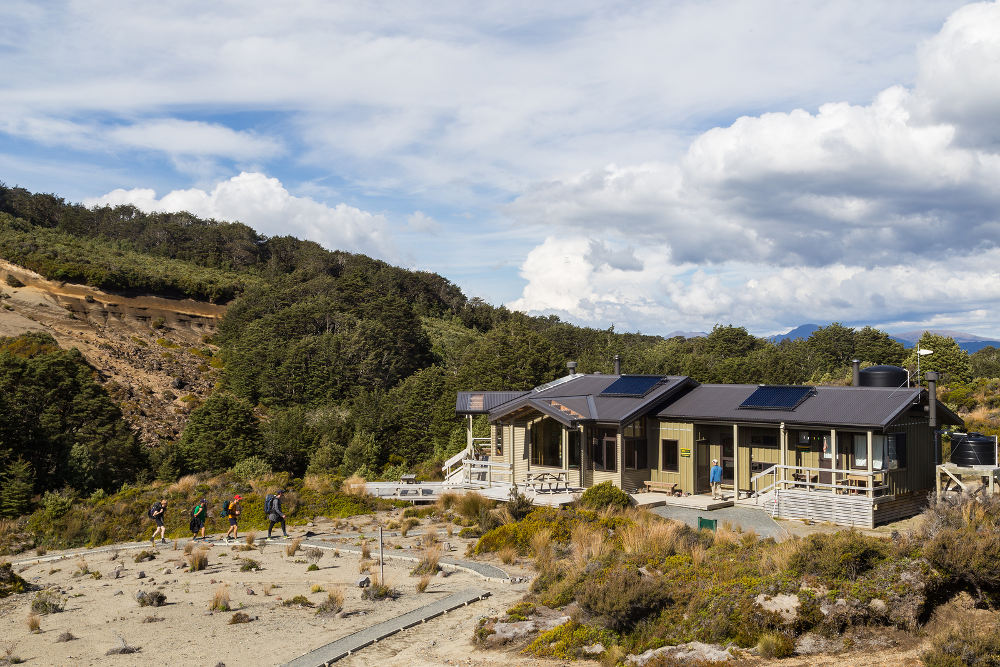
[951,432,997,466]
[858,365,908,388]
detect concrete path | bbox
[633,492,734,511]
[650,504,789,541]
[282,588,492,667]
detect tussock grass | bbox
[286,538,302,557]
[342,475,367,496]
[498,545,517,565]
[400,518,419,537]
[26,612,40,633]
[310,584,324,593]
[411,544,441,576]
[416,574,431,593]
[209,585,230,612]
[186,547,208,571]
[436,491,461,512]
[360,540,371,560]
[455,492,492,521]
[168,474,199,494]
[317,588,344,616]
[183,542,195,555]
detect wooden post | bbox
[830,428,837,494]
[732,424,739,500]
[378,525,384,584]
[867,430,874,498]
[779,422,787,488]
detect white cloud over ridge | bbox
[510,1,1000,335]
[86,173,392,258]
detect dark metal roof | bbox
[455,391,529,414]
[484,374,693,426]
[657,384,962,429]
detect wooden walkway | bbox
[282,588,492,667]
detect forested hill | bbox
[0,182,996,512]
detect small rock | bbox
[137,571,145,579]
[245,588,256,595]
[583,643,605,655]
[356,576,371,588]
[113,590,123,596]
[163,569,172,575]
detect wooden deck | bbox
[745,488,930,528]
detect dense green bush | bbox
[787,530,890,580]
[579,481,632,511]
[577,564,671,631]
[231,456,272,483]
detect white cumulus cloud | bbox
[85,172,393,258]
[509,1,1000,335]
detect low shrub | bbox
[416,574,431,593]
[787,530,890,581]
[524,620,614,660]
[231,456,272,484]
[411,545,441,576]
[317,589,344,616]
[756,631,794,659]
[577,565,671,632]
[455,492,493,521]
[282,595,314,608]
[307,563,319,571]
[400,518,419,537]
[579,481,631,511]
[135,590,166,607]
[505,601,536,622]
[403,507,435,519]
[362,579,400,601]
[922,623,1000,667]
[229,612,252,624]
[285,538,302,557]
[239,558,262,572]
[26,612,40,633]
[134,550,156,563]
[0,562,27,598]
[55,631,76,642]
[31,590,63,614]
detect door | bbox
[697,442,711,493]
[721,433,734,485]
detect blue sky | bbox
[3,1,1000,338]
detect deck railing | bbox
[750,463,890,499]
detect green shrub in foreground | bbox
[579,481,631,511]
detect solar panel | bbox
[738,385,815,410]
[599,375,666,397]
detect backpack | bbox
[220,503,231,518]
[264,494,275,515]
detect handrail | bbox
[751,463,891,498]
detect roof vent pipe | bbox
[614,354,621,375]
[926,371,939,429]
[567,361,577,375]
[851,359,861,387]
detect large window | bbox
[851,434,868,469]
[750,429,778,448]
[530,419,562,467]
[593,428,617,472]
[568,430,581,469]
[887,433,907,469]
[624,419,648,469]
[662,439,679,472]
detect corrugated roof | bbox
[455,391,529,414]
[486,374,692,425]
[656,384,954,428]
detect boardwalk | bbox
[282,588,492,667]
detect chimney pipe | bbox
[614,354,621,375]
[926,371,939,429]
[567,361,577,375]
[852,359,861,387]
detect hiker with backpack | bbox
[149,498,167,545]
[265,490,288,540]
[189,497,208,541]
[224,494,242,544]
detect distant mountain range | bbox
[768,323,1000,353]
[666,330,708,339]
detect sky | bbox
[3,0,1000,338]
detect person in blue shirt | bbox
[710,459,723,499]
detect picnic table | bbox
[525,471,568,493]
[400,474,417,484]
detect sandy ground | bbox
[0,515,574,667]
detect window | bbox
[496,424,504,457]
[750,429,778,448]
[530,419,562,467]
[887,433,907,469]
[852,434,868,469]
[568,430,581,469]
[872,435,886,470]
[624,420,648,469]
[662,439,679,472]
[593,428,617,472]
